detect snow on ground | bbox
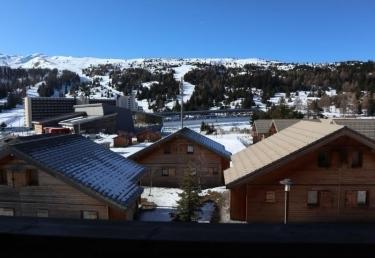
[26,84,40,97]
[0,105,24,127]
[142,187,182,207]
[173,64,196,102]
[205,134,248,154]
[137,99,153,113]
[142,186,228,208]
[141,81,159,89]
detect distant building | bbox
[0,134,145,220]
[113,134,132,148]
[226,121,375,223]
[332,118,375,140]
[58,113,118,134]
[116,91,139,111]
[251,120,273,143]
[252,119,318,143]
[32,112,86,134]
[24,96,117,128]
[25,96,161,135]
[129,127,231,188]
[136,129,161,143]
[24,97,76,128]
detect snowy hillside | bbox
[0,53,280,76]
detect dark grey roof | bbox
[129,127,231,160]
[73,103,135,133]
[333,119,375,140]
[8,134,145,209]
[33,112,87,126]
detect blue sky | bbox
[1,0,374,62]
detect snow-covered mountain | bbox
[0,53,281,75]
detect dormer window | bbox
[187,145,194,154]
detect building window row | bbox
[0,169,39,187]
[265,190,369,207]
[163,144,195,155]
[162,168,176,177]
[0,208,99,219]
[318,150,363,168]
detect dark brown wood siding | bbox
[133,137,229,188]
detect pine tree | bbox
[175,166,201,222]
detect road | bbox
[163,116,250,128]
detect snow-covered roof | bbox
[129,127,231,160]
[7,134,146,209]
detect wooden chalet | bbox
[136,129,161,143]
[113,133,132,147]
[251,120,272,143]
[0,134,145,220]
[225,120,375,223]
[129,127,231,188]
[252,119,301,143]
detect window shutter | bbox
[320,191,333,208]
[345,191,357,207]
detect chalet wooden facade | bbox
[129,127,231,188]
[136,129,161,143]
[226,121,375,223]
[251,120,272,143]
[113,134,132,147]
[0,134,145,220]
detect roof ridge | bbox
[10,134,78,146]
[226,122,347,186]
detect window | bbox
[81,210,98,220]
[0,208,14,216]
[37,209,49,218]
[339,149,348,166]
[208,167,218,175]
[351,151,363,168]
[307,191,319,206]
[357,191,368,206]
[162,168,169,176]
[187,144,194,154]
[164,145,171,154]
[318,151,330,167]
[265,191,276,203]
[26,169,38,186]
[0,170,7,185]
